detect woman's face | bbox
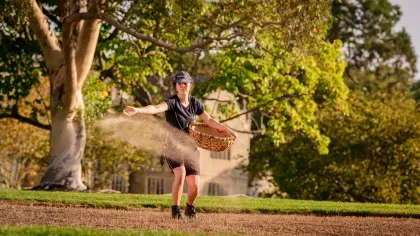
[175,82,191,95]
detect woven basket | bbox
[189,122,236,152]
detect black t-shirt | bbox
[164,95,204,133]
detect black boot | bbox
[171,205,182,219]
[185,203,196,218]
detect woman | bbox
[123,71,237,219]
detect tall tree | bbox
[252,92,420,203]
[245,0,420,202]
[327,0,417,92]
[1,0,336,190]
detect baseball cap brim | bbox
[174,78,192,83]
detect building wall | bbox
[200,90,250,195]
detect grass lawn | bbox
[1,190,419,218]
[0,226,204,236]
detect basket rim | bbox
[189,122,236,141]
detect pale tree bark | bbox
[25,0,101,190]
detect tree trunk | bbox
[35,68,87,191]
[26,0,101,191]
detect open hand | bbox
[123,106,137,116]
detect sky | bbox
[389,0,420,79]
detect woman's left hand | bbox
[216,128,237,138]
[226,129,238,138]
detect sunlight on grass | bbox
[1,190,419,217]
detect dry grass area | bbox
[1,201,419,235]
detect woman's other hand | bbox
[216,128,237,138]
[226,129,238,138]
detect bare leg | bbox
[172,166,186,205]
[186,174,200,205]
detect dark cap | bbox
[174,71,192,83]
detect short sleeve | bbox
[193,97,204,115]
[164,96,176,111]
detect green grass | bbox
[1,190,419,218]
[0,226,205,236]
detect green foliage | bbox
[3,0,351,193]
[250,92,420,204]
[82,74,112,125]
[97,36,174,107]
[246,0,420,204]
[97,0,334,102]
[82,126,152,190]
[0,119,49,189]
[0,24,49,125]
[93,0,345,156]
[82,74,152,190]
[0,64,50,189]
[327,0,417,93]
[82,74,153,189]
[195,35,348,153]
[411,80,420,101]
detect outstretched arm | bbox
[198,111,238,138]
[123,102,168,115]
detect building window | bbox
[147,177,164,194]
[111,174,126,193]
[208,182,227,196]
[210,149,231,160]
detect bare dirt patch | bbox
[1,201,419,235]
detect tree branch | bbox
[237,92,249,98]
[33,82,51,126]
[135,84,153,106]
[203,97,236,103]
[250,115,262,131]
[251,17,289,28]
[100,13,220,53]
[220,94,293,123]
[104,27,120,42]
[42,5,62,28]
[227,126,264,135]
[334,179,371,203]
[214,17,248,32]
[61,8,245,57]
[24,0,62,70]
[220,106,258,123]
[190,49,202,77]
[75,7,102,85]
[0,113,51,130]
[220,98,274,123]
[95,51,104,71]
[199,60,225,99]
[109,1,139,41]
[64,12,97,23]
[61,3,78,110]
[345,68,360,84]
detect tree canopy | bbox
[327,0,417,92]
[97,1,348,153]
[246,0,420,203]
[1,0,348,190]
[250,92,419,203]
